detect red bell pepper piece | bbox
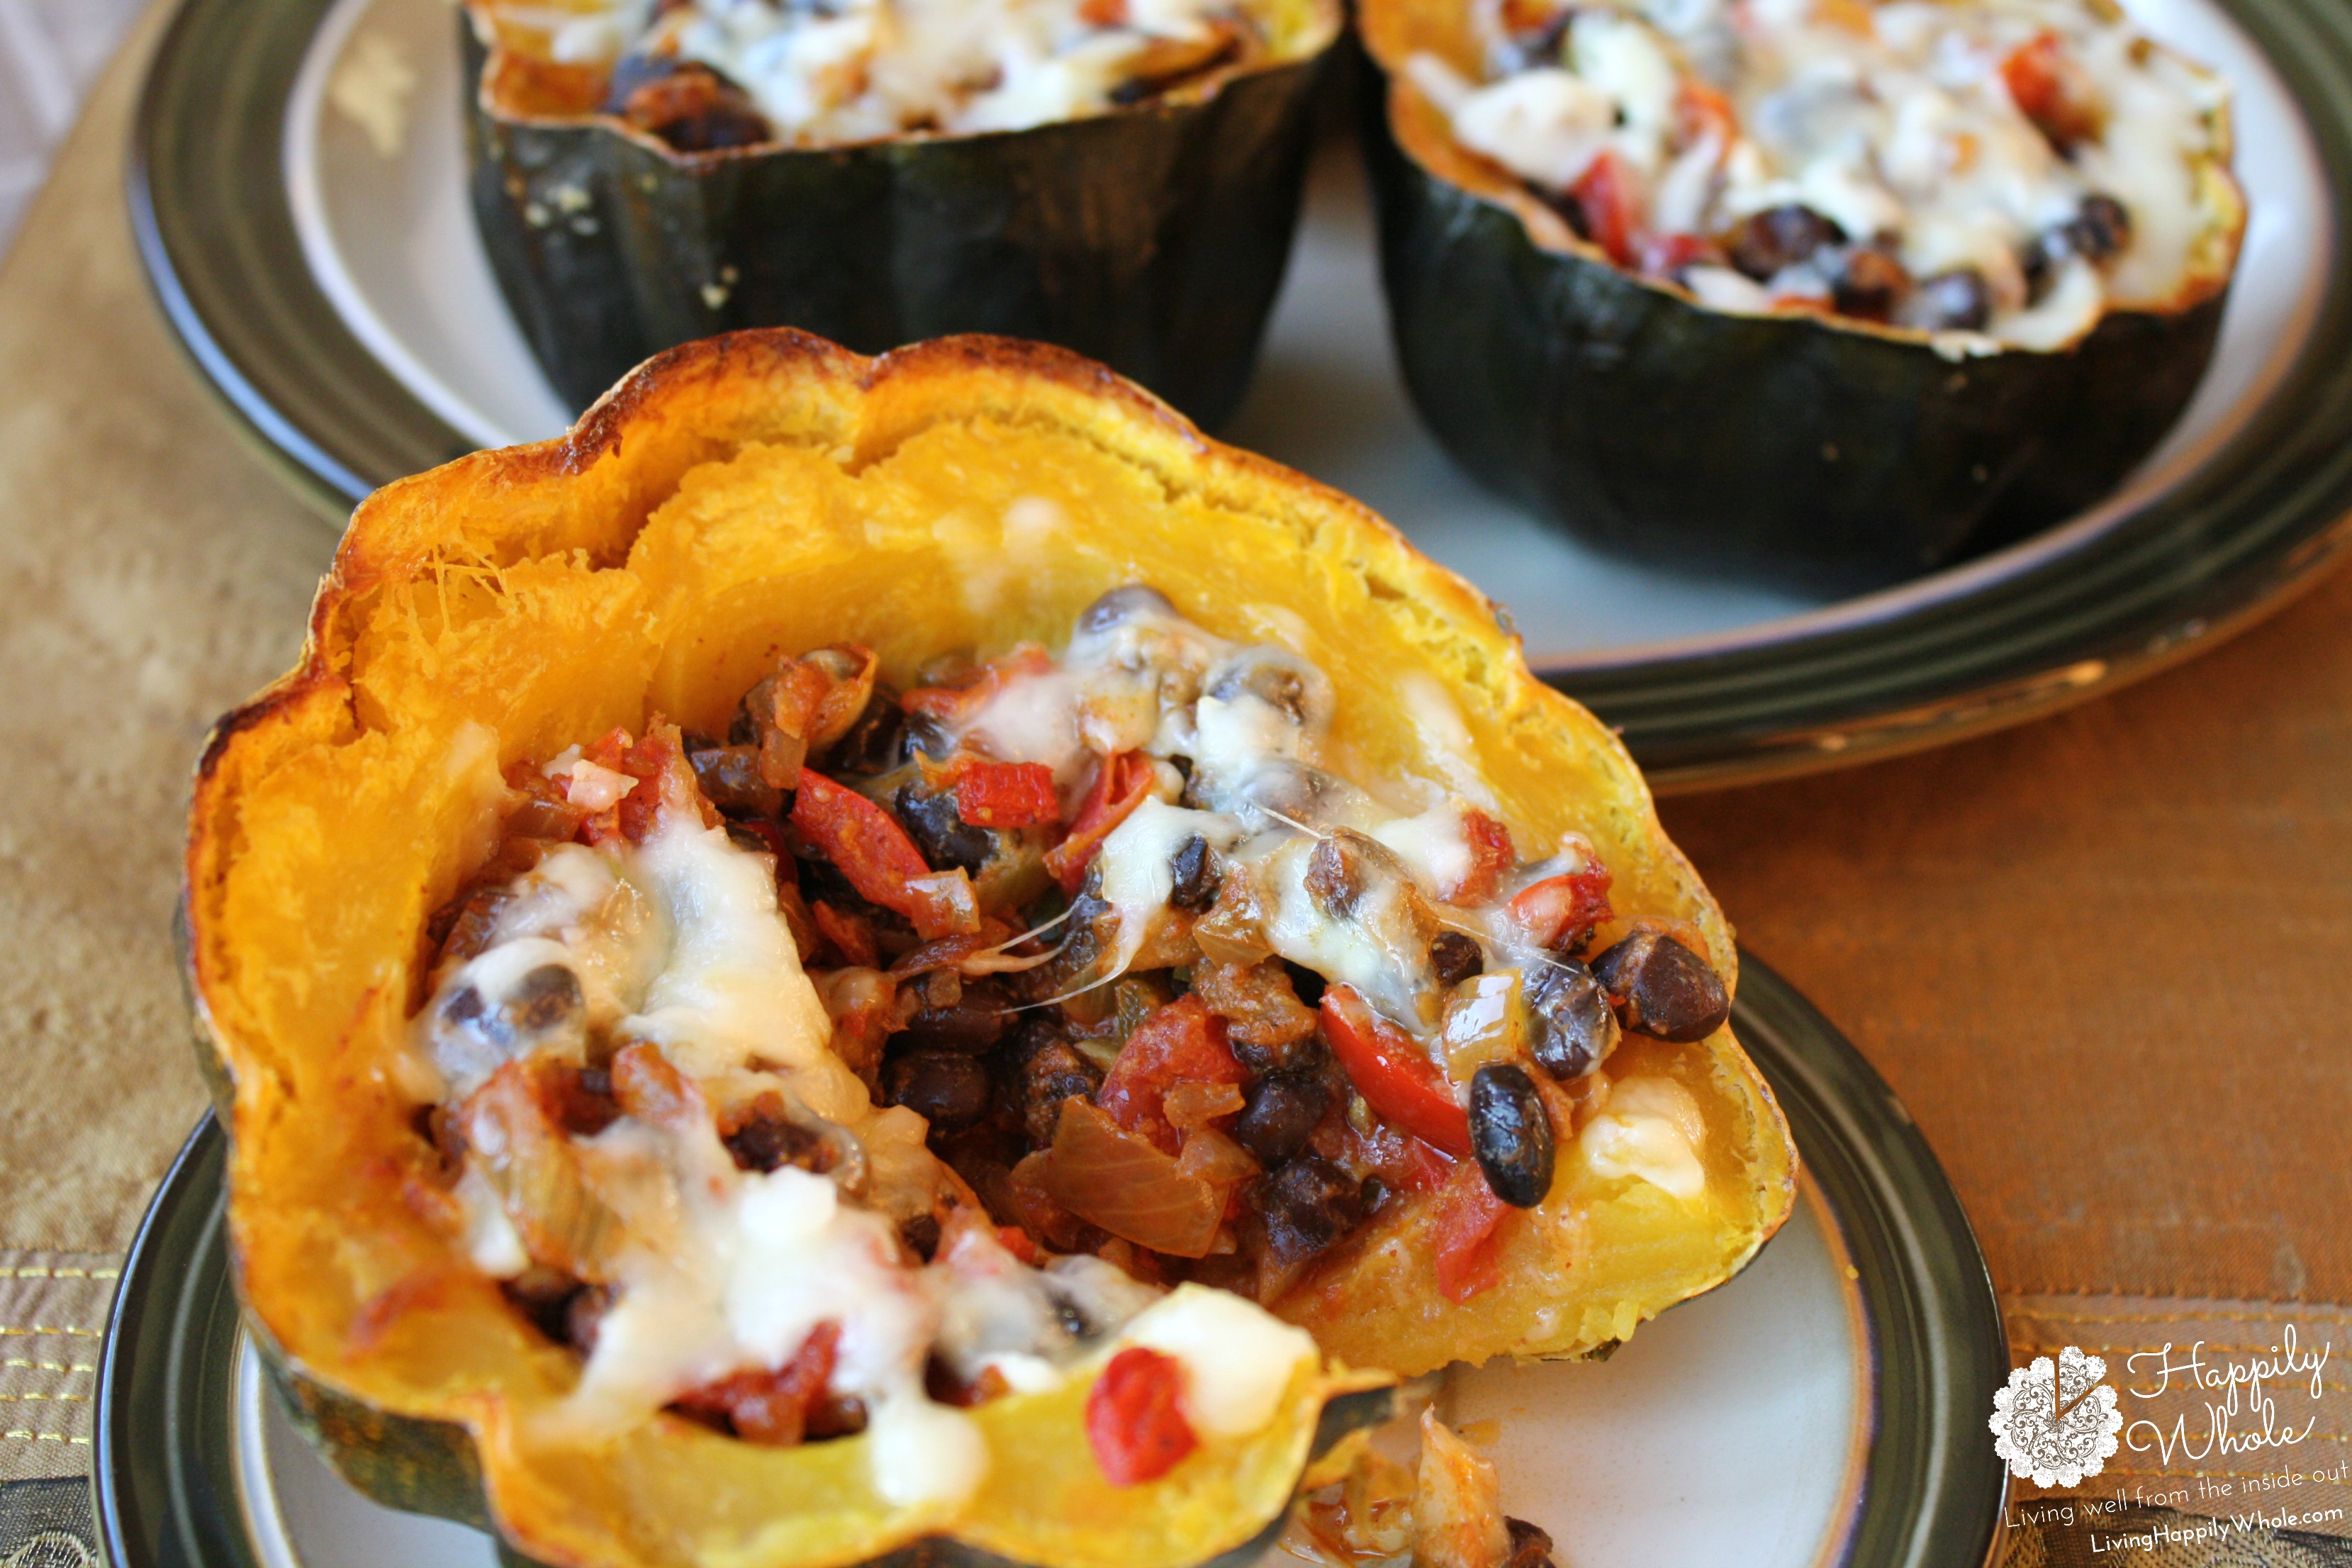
[1449,810,1516,904]
[1043,751,1157,895]
[954,760,1061,829]
[1318,987,1471,1158]
[1087,1347,1198,1486]
[1430,1160,1515,1304]
[1098,995,1248,1155]
[790,768,975,940]
[1507,866,1613,952]
[1571,150,1642,267]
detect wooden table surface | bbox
[1665,566,2352,1309]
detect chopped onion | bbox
[1162,1080,1245,1132]
[1040,1101,1224,1258]
[1174,1126,1260,1185]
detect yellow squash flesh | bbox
[184,329,1796,1568]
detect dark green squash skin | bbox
[180,907,1391,1568]
[1360,63,2232,590]
[464,22,1333,430]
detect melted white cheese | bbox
[1436,0,2229,344]
[1093,798,1246,974]
[1578,1075,1710,1202]
[596,0,1253,146]
[619,812,836,1080]
[1119,1284,1318,1440]
[432,781,1321,1487]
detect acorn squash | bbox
[1356,0,2246,588]
[183,328,1795,1568]
[460,0,1339,430]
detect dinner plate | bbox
[94,956,2005,1568]
[126,0,2352,785]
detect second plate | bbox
[129,0,2352,784]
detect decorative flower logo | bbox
[1989,1345,2123,1486]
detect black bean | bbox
[1470,1063,1555,1209]
[1014,1041,1103,1148]
[1282,961,1327,1010]
[900,711,957,767]
[1726,205,1845,281]
[1168,834,1219,911]
[1305,829,1409,918]
[893,783,993,874]
[443,965,583,1048]
[1832,247,1910,321]
[900,1213,942,1262]
[441,984,486,1029]
[904,978,1014,1055]
[688,744,782,818]
[886,1053,992,1132]
[501,1267,583,1346]
[2068,193,2132,263]
[1078,584,1177,634]
[1908,268,1993,331]
[824,686,906,776]
[723,1111,824,1174]
[1525,958,1620,1080]
[1232,1075,1328,1166]
[508,965,584,1036]
[1591,932,1731,1043]
[1253,1156,1362,1267]
[1430,931,1484,988]
[1205,649,1331,731]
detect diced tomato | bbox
[791,768,977,940]
[954,759,1060,829]
[1086,1347,1198,1486]
[1430,1160,1515,1304]
[1098,995,1248,1155]
[1043,751,1158,895]
[1318,987,1472,1158]
[2000,30,2102,150]
[614,723,705,842]
[1351,1118,1457,1195]
[1079,0,1126,23]
[1507,866,1613,952]
[1571,151,1642,267]
[1450,810,1516,904]
[671,1323,849,1446]
[570,722,711,844]
[574,727,634,845]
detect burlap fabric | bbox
[0,4,2343,1562]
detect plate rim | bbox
[93,953,2007,1568]
[123,0,2352,788]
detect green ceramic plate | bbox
[94,955,2006,1568]
[125,0,2352,786]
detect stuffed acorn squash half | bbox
[1360,0,2246,586]
[184,329,1796,1568]
[463,0,1339,430]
